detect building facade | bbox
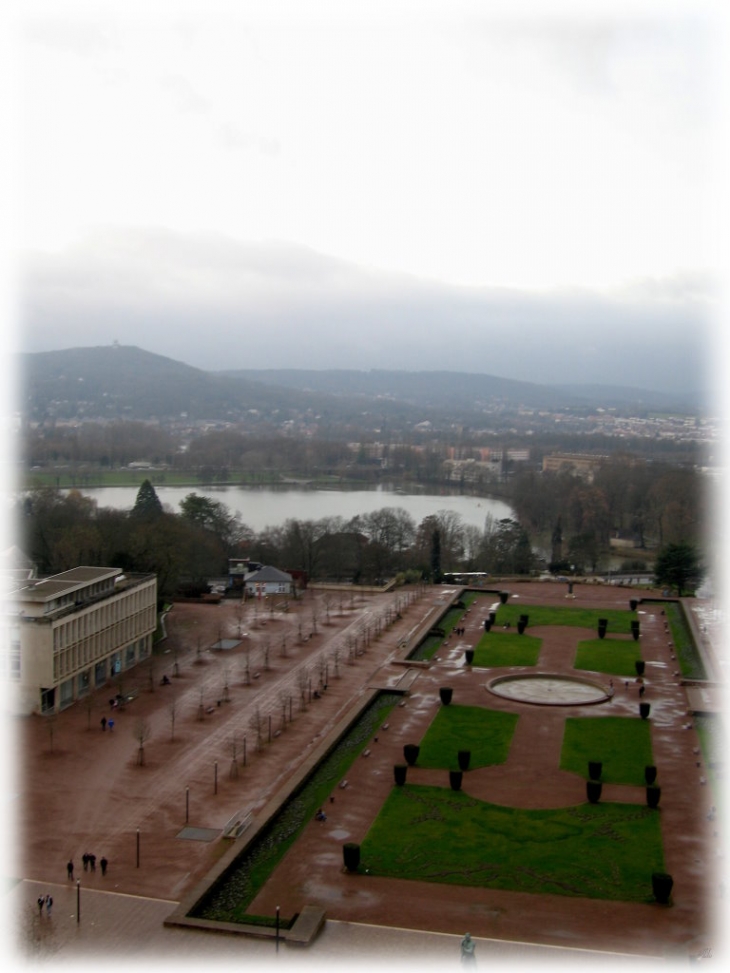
[243,565,293,598]
[2,566,157,716]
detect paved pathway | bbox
[9,878,664,968]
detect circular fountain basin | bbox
[487,673,608,706]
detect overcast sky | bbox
[3,0,728,398]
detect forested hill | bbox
[16,345,699,425]
[221,367,698,413]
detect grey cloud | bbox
[19,228,714,397]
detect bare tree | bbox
[228,736,239,778]
[331,644,341,678]
[168,693,177,741]
[234,599,245,637]
[134,718,152,766]
[249,707,263,751]
[84,691,94,730]
[45,713,58,753]
[242,646,251,685]
[322,592,333,625]
[278,689,289,731]
[310,601,320,635]
[261,636,271,671]
[296,666,310,711]
[147,654,156,692]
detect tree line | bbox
[17,457,709,601]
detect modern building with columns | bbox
[2,565,157,716]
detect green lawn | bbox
[664,602,707,680]
[472,630,542,667]
[493,603,635,634]
[560,716,654,784]
[574,637,642,678]
[360,784,664,902]
[416,705,518,769]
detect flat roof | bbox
[13,567,122,602]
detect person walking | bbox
[100,716,107,731]
[67,859,74,880]
[100,856,108,876]
[89,853,96,872]
[45,895,53,918]
[37,896,44,916]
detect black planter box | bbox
[343,842,361,872]
[652,871,673,903]
[403,744,420,767]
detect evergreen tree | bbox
[654,542,704,596]
[132,479,163,520]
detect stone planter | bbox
[394,764,408,786]
[449,770,463,791]
[343,842,361,872]
[465,649,474,665]
[640,701,651,720]
[597,618,608,639]
[499,591,509,604]
[631,620,640,641]
[457,750,471,771]
[644,765,657,785]
[652,871,673,904]
[439,687,453,706]
[489,610,497,624]
[630,598,638,611]
[586,779,602,804]
[588,760,602,781]
[517,620,527,635]
[403,744,420,767]
[646,784,661,808]
[635,660,645,677]
[483,620,492,632]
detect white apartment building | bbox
[2,565,157,716]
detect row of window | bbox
[53,607,156,680]
[53,584,156,651]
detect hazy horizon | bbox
[5,0,727,402]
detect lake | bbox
[77,484,514,534]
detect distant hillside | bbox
[16,346,702,426]
[220,368,699,414]
[15,346,315,423]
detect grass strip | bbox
[664,602,707,680]
[574,638,642,678]
[472,631,542,667]
[416,705,518,769]
[359,785,664,902]
[491,603,634,634]
[560,716,653,785]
